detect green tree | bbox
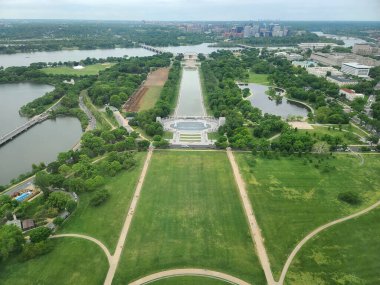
[0,225,25,261]
[46,192,71,211]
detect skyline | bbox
[0,0,379,21]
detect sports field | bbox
[0,238,108,285]
[42,63,114,76]
[60,152,146,252]
[235,153,380,279]
[113,151,265,284]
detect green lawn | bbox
[151,276,231,285]
[299,125,362,145]
[139,86,163,111]
[235,153,380,279]
[0,238,108,285]
[60,152,146,253]
[286,208,380,285]
[245,72,270,85]
[113,151,265,285]
[42,63,114,76]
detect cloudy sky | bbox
[0,0,379,21]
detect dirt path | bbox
[51,233,112,264]
[104,148,154,285]
[278,200,380,284]
[129,268,252,285]
[226,148,277,285]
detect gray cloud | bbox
[0,0,379,20]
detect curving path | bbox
[51,233,112,264]
[278,200,380,284]
[104,147,154,285]
[129,269,252,285]
[226,148,276,285]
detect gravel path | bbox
[104,148,154,285]
[129,268,252,285]
[51,233,112,264]
[226,148,277,285]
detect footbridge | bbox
[0,97,63,147]
[0,113,50,147]
[139,44,165,54]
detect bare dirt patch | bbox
[288,121,314,130]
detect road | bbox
[2,176,35,197]
[79,94,96,131]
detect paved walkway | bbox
[51,233,112,264]
[226,148,277,285]
[129,269,252,285]
[104,148,154,285]
[278,200,380,284]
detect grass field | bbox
[139,86,163,111]
[245,73,270,85]
[151,276,230,285]
[42,63,114,76]
[113,151,265,284]
[0,238,108,285]
[235,153,380,279]
[60,152,146,253]
[299,125,363,145]
[286,207,380,284]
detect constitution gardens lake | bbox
[241,83,309,118]
[0,83,82,185]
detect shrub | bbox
[90,190,110,207]
[338,192,362,205]
[53,217,65,226]
[20,241,54,261]
[29,227,52,243]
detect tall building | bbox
[243,26,252,38]
[341,62,371,78]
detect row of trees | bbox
[87,54,171,107]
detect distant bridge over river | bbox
[139,44,164,54]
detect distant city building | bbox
[327,75,359,86]
[298,43,338,50]
[243,26,252,38]
[341,62,371,77]
[306,66,343,77]
[340,88,365,101]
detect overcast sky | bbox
[0,0,379,21]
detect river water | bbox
[312,32,367,47]
[175,68,205,117]
[244,83,308,118]
[0,47,155,68]
[0,83,82,185]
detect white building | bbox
[340,88,365,101]
[341,62,371,78]
[306,66,342,77]
[298,43,337,50]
